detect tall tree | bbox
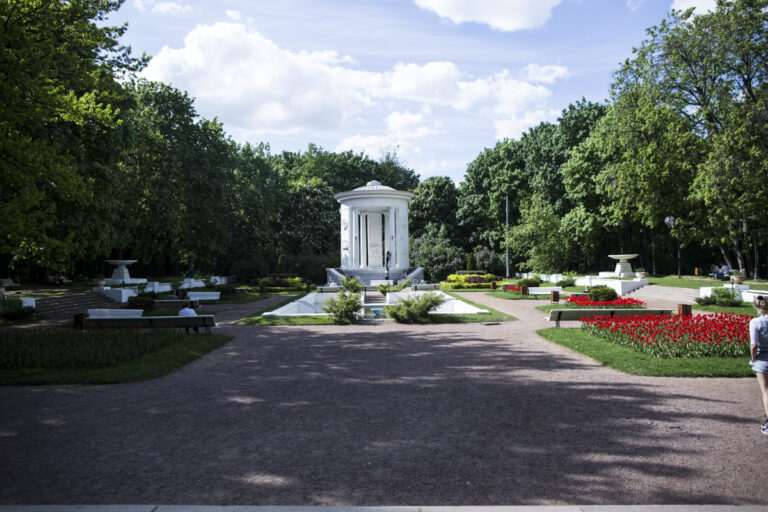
[409,176,459,239]
[0,0,145,270]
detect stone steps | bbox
[626,285,699,308]
[35,292,121,317]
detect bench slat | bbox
[87,315,216,333]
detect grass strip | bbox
[537,327,751,377]
[691,303,757,316]
[236,293,335,326]
[434,292,516,323]
[0,334,233,385]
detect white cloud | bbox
[671,0,716,12]
[626,0,645,10]
[524,64,568,84]
[142,22,565,141]
[152,2,192,14]
[225,10,241,21]
[133,0,191,13]
[414,0,563,31]
[493,108,560,140]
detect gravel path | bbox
[0,293,766,506]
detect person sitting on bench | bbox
[179,301,198,333]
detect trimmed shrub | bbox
[127,296,155,310]
[216,284,239,298]
[517,277,541,288]
[340,277,364,293]
[588,285,618,302]
[323,292,361,324]
[386,292,446,323]
[0,298,35,321]
[466,275,486,284]
[556,278,576,287]
[695,288,743,307]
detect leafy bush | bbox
[127,295,155,310]
[588,285,618,302]
[340,277,364,293]
[216,284,239,297]
[556,278,576,287]
[323,291,361,324]
[466,275,486,284]
[517,277,541,288]
[0,298,35,320]
[695,288,743,306]
[386,292,446,323]
[377,279,412,294]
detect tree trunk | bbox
[732,236,746,273]
[743,218,754,277]
[718,244,735,270]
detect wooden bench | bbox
[86,315,217,334]
[154,299,200,308]
[186,291,220,301]
[545,308,673,327]
[87,309,144,318]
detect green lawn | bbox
[236,293,336,326]
[537,327,752,377]
[647,275,768,290]
[691,303,757,316]
[0,333,233,385]
[432,292,516,323]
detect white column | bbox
[352,209,359,268]
[361,213,368,268]
[388,207,396,267]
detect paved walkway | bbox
[0,293,766,507]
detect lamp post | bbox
[665,215,681,279]
[505,195,510,278]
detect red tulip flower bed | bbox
[582,313,752,358]
[564,295,646,309]
[503,285,521,292]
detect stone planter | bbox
[731,275,745,284]
[636,272,647,279]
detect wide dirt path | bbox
[0,292,765,505]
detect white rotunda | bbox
[328,180,423,285]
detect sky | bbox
[106,0,717,184]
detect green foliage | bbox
[216,284,239,298]
[588,285,618,302]
[410,225,465,282]
[556,278,576,287]
[386,292,446,323]
[516,277,542,288]
[127,295,155,310]
[695,288,743,307]
[322,292,361,324]
[0,298,35,321]
[339,277,364,293]
[409,176,458,239]
[465,252,475,271]
[507,194,570,273]
[377,279,412,294]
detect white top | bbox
[749,315,768,351]
[179,307,197,317]
[721,264,730,275]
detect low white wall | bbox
[574,277,648,296]
[700,284,752,301]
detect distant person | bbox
[385,250,391,270]
[188,261,195,279]
[51,273,64,285]
[179,301,198,334]
[167,291,179,300]
[721,263,730,280]
[749,295,768,435]
[711,264,721,279]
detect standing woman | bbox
[749,295,768,435]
